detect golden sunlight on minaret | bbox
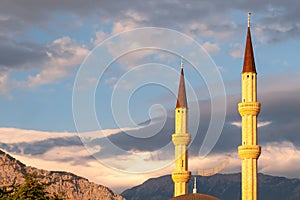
[238,12,261,200]
[172,57,191,197]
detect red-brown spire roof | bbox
[242,13,256,73]
[242,26,256,73]
[176,66,187,108]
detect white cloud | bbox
[202,42,220,54]
[112,21,139,35]
[186,20,236,41]
[231,121,272,128]
[0,127,141,144]
[229,43,243,58]
[0,36,91,95]
[0,127,75,143]
[3,140,300,193]
[259,141,300,178]
[91,31,108,47]
[1,147,172,193]
[27,37,90,88]
[41,146,93,161]
[190,141,300,179]
[0,70,11,97]
[125,10,147,22]
[189,152,240,175]
[79,126,144,141]
[258,121,272,128]
[231,121,241,127]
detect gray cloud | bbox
[1,1,299,42]
[0,36,48,69]
[0,136,83,155]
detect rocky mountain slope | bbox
[0,150,124,200]
[122,173,300,200]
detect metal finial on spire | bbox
[181,56,184,69]
[248,12,251,28]
[193,177,197,194]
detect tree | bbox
[0,173,65,200]
[11,173,49,200]
[0,186,13,199]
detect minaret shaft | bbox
[172,62,191,197]
[238,13,261,200]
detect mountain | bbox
[122,173,300,200]
[0,149,124,200]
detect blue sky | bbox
[0,0,300,193]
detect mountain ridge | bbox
[122,173,300,200]
[0,149,124,200]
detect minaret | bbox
[193,177,197,194]
[238,13,261,200]
[172,57,191,197]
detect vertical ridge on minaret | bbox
[242,12,256,73]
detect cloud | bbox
[0,126,144,144]
[1,1,299,44]
[0,36,48,69]
[3,149,153,193]
[125,10,148,22]
[0,70,11,96]
[0,125,173,192]
[186,20,236,42]
[2,140,300,193]
[231,121,272,128]
[0,36,90,94]
[253,6,300,43]
[41,145,94,161]
[229,43,243,58]
[190,141,300,179]
[202,42,220,54]
[91,31,108,47]
[0,127,75,143]
[27,37,89,88]
[259,141,300,177]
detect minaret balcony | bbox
[172,134,191,146]
[238,102,260,116]
[238,145,261,159]
[172,171,191,183]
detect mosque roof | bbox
[169,193,220,200]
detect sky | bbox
[0,0,300,194]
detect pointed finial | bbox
[181,56,184,69]
[248,12,251,28]
[193,177,197,194]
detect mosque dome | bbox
[169,193,220,200]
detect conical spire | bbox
[176,57,187,108]
[242,12,257,73]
